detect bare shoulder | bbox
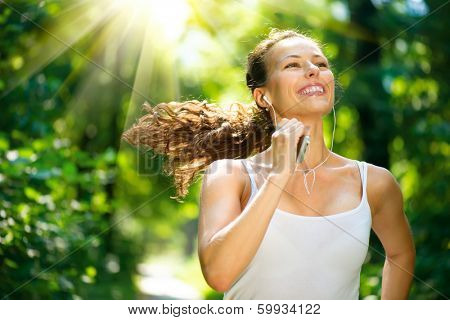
[198,159,246,244]
[202,159,246,192]
[366,162,403,217]
[200,159,246,209]
[330,153,403,217]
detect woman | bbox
[122,28,415,299]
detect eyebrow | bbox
[278,54,327,64]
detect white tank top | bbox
[223,159,372,300]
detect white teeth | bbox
[300,85,324,95]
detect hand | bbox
[270,118,307,180]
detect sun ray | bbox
[118,0,191,133]
[187,0,243,66]
[56,6,156,138]
[52,7,144,102]
[2,0,123,98]
[122,20,156,134]
[51,0,93,19]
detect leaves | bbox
[0,0,448,300]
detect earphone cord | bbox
[269,101,336,169]
[263,101,337,195]
[297,104,335,194]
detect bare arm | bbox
[197,159,289,292]
[368,165,416,299]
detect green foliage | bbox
[0,133,138,298]
[0,0,448,300]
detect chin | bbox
[297,99,331,115]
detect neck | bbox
[253,115,331,169]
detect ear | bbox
[253,88,269,109]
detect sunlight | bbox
[4,0,120,97]
[116,0,193,140]
[112,0,191,42]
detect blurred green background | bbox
[0,0,448,299]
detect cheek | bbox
[278,73,298,92]
[322,71,335,89]
[270,74,295,94]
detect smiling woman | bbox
[122,27,415,300]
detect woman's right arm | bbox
[197,159,290,292]
[198,118,304,292]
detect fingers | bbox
[275,118,291,130]
[294,124,305,135]
[278,118,304,133]
[276,118,295,130]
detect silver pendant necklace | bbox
[248,104,336,196]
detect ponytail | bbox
[121,99,273,202]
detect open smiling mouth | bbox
[298,85,326,96]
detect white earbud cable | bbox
[256,96,336,195]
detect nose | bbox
[304,62,319,78]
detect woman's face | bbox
[260,37,334,118]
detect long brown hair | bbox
[121,28,322,202]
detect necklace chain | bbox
[248,104,336,196]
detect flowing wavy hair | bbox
[121,28,323,202]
